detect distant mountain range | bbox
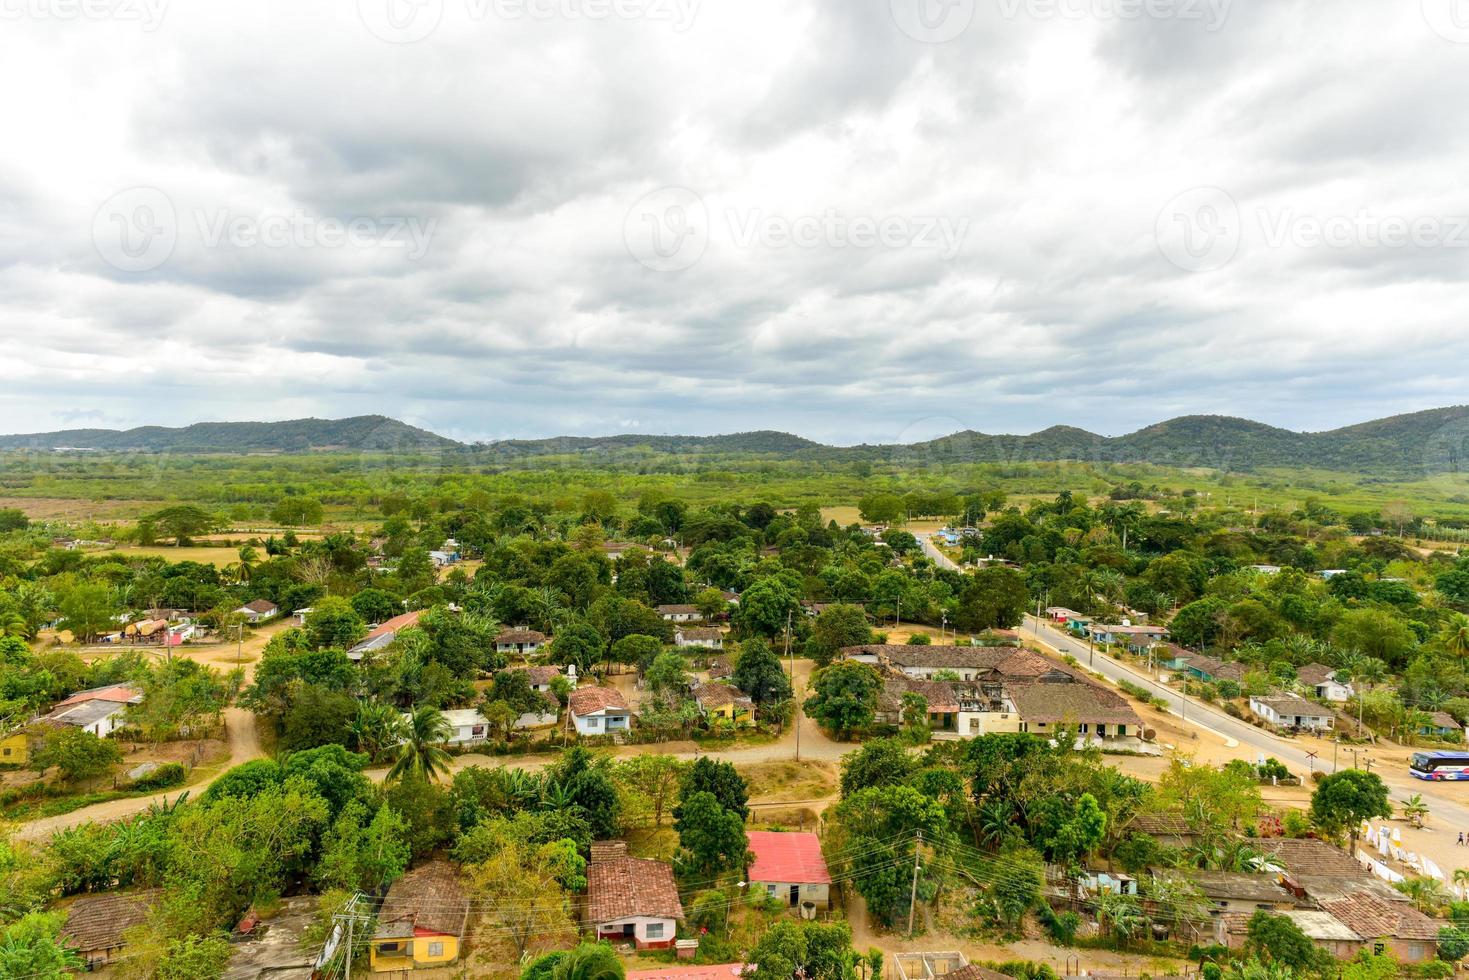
[3,408,1467,475]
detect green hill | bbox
[0,415,458,453]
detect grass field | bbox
[108,545,247,567]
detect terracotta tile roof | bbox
[693,682,753,711]
[706,656,732,680]
[1178,655,1245,682]
[586,843,684,923]
[56,684,143,707]
[240,599,278,614]
[1252,693,1331,716]
[511,665,561,686]
[1322,891,1443,942]
[944,966,1015,980]
[496,628,547,644]
[1253,838,1364,877]
[569,685,631,717]
[747,832,831,885]
[843,644,1027,671]
[1007,679,1141,727]
[1295,663,1337,686]
[1428,711,1462,730]
[61,889,160,953]
[374,861,468,941]
[878,678,964,715]
[676,628,723,641]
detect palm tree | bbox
[236,545,259,583]
[551,943,625,980]
[1399,794,1430,828]
[1441,614,1469,669]
[1396,876,1449,915]
[1452,868,1469,899]
[349,701,405,761]
[386,705,452,784]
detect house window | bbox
[646,923,665,939]
[1408,944,1424,961]
[2,747,9,757]
[428,942,445,957]
[379,942,400,953]
[588,717,600,729]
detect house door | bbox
[789,885,800,906]
[623,924,635,938]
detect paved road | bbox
[916,532,961,571]
[1023,615,1469,835]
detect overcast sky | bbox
[2,0,1468,445]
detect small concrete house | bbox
[657,604,703,623]
[1250,693,1333,731]
[1419,711,1463,742]
[495,628,548,656]
[1321,891,1444,963]
[586,841,684,949]
[569,686,633,737]
[1296,663,1354,703]
[235,599,279,623]
[370,862,468,972]
[675,627,724,650]
[692,682,755,727]
[60,889,160,970]
[39,685,143,738]
[746,831,832,910]
[348,610,422,660]
[403,707,491,746]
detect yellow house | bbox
[369,862,468,972]
[693,682,756,727]
[0,730,27,766]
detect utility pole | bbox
[235,622,244,668]
[344,899,354,980]
[907,831,922,938]
[785,609,799,762]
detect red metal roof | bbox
[746,831,832,885]
[365,610,422,640]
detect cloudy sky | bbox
[2,0,1468,445]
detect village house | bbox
[1006,677,1142,744]
[627,965,749,980]
[234,599,279,623]
[1321,892,1445,963]
[502,666,565,728]
[657,604,704,623]
[60,889,160,970]
[842,644,1044,683]
[1296,663,1354,703]
[1419,711,1464,742]
[39,684,143,738]
[1179,654,1246,684]
[347,610,422,660]
[746,831,832,910]
[1250,693,1334,732]
[494,627,548,656]
[1086,623,1169,653]
[405,707,491,746]
[370,861,469,972]
[586,841,684,949]
[692,682,755,727]
[674,627,724,650]
[1,727,28,765]
[1044,606,1085,625]
[569,686,634,736]
[1219,910,1364,959]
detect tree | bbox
[30,726,122,783]
[955,566,1029,632]
[675,790,749,878]
[550,747,621,839]
[734,578,801,639]
[58,583,117,644]
[1310,769,1391,848]
[644,651,691,696]
[615,755,687,828]
[0,912,84,980]
[315,800,411,894]
[831,785,949,926]
[804,661,881,739]
[1245,910,1326,972]
[387,705,453,784]
[543,942,625,980]
[732,637,792,706]
[1438,926,1469,963]
[351,588,401,624]
[1050,792,1107,866]
[149,505,216,545]
[306,596,365,651]
[551,621,605,674]
[839,737,916,797]
[611,634,664,676]
[694,588,729,621]
[458,822,577,961]
[806,604,874,667]
[677,757,749,821]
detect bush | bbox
[688,890,728,933]
[1038,904,1080,944]
[126,762,187,792]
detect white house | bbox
[657,605,703,623]
[1296,664,1354,703]
[235,599,279,623]
[746,832,832,910]
[404,708,491,745]
[674,627,724,650]
[494,628,548,656]
[1250,693,1333,731]
[586,842,683,950]
[568,686,633,736]
[39,685,143,738]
